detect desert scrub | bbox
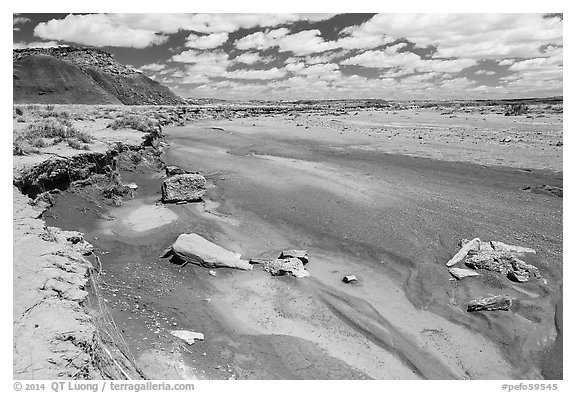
[504,104,529,116]
[13,118,93,154]
[67,138,90,150]
[107,114,157,132]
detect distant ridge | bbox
[13,47,185,105]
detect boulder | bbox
[163,233,252,271]
[170,330,204,345]
[262,258,309,278]
[446,238,481,267]
[467,295,512,312]
[279,249,309,264]
[464,251,540,281]
[161,174,206,203]
[448,267,480,280]
[342,275,357,283]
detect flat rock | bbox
[490,241,536,254]
[170,330,204,345]
[446,238,480,267]
[262,258,309,278]
[467,295,512,312]
[279,249,309,264]
[163,233,252,271]
[161,173,206,203]
[448,267,480,280]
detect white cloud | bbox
[171,50,231,83]
[498,59,516,66]
[171,50,229,65]
[276,30,338,55]
[336,25,394,50]
[140,63,166,71]
[224,67,287,80]
[185,32,228,49]
[34,14,168,48]
[236,29,354,56]
[474,70,496,75]
[342,45,476,73]
[13,41,65,49]
[348,14,563,59]
[235,28,289,51]
[234,52,262,65]
[13,15,31,31]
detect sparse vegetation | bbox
[108,114,157,132]
[67,138,90,150]
[15,107,24,116]
[38,109,70,119]
[504,104,529,116]
[13,118,93,155]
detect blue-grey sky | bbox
[13,13,563,100]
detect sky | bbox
[13,13,563,100]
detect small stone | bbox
[448,267,480,280]
[342,275,357,283]
[467,294,512,312]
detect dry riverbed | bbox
[14,104,562,380]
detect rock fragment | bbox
[161,174,206,203]
[465,251,540,281]
[162,233,252,271]
[490,241,536,254]
[170,330,204,345]
[467,295,512,312]
[342,275,357,283]
[446,238,481,267]
[262,258,309,278]
[165,165,188,177]
[279,249,309,264]
[448,267,480,280]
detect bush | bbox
[504,104,529,116]
[37,109,70,120]
[23,119,92,142]
[67,138,90,150]
[13,118,93,155]
[108,114,157,132]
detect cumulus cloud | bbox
[276,30,338,55]
[35,14,168,48]
[474,70,496,75]
[140,63,166,71]
[224,67,287,80]
[347,14,563,59]
[13,15,31,31]
[185,32,228,49]
[342,45,476,73]
[235,28,289,51]
[170,50,231,84]
[234,52,262,65]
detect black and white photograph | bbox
[8,5,566,388]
